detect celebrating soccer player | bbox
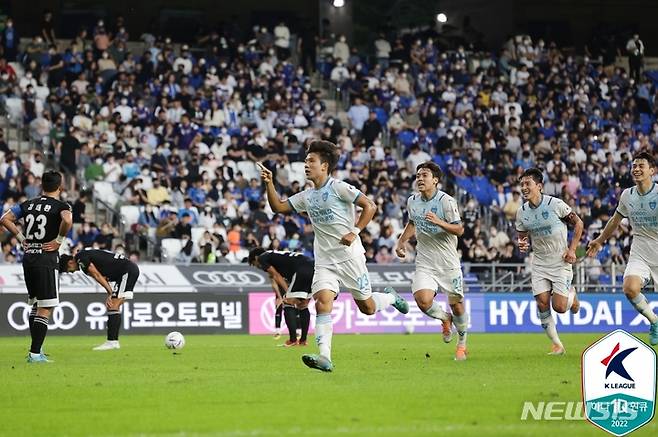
[258,140,409,372]
[587,152,658,345]
[60,249,140,350]
[395,162,470,360]
[249,247,312,347]
[0,171,73,363]
[515,167,583,355]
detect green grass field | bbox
[0,333,656,437]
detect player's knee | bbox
[623,283,640,299]
[448,294,463,306]
[356,299,376,315]
[552,302,568,313]
[414,297,432,312]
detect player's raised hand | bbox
[256,162,273,184]
[517,235,530,253]
[563,248,577,264]
[586,239,602,257]
[395,242,406,259]
[340,232,357,246]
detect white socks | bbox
[372,292,395,312]
[315,314,333,361]
[423,301,450,321]
[567,288,575,311]
[630,294,658,324]
[453,313,469,346]
[538,309,562,346]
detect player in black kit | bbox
[0,171,72,363]
[249,247,313,346]
[60,249,140,350]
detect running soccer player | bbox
[395,162,469,361]
[587,152,658,345]
[258,140,409,372]
[249,247,312,347]
[60,249,140,350]
[0,171,72,363]
[515,167,583,355]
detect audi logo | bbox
[7,302,79,331]
[192,271,267,286]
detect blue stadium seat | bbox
[397,130,416,148]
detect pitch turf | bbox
[1,333,656,437]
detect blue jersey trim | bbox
[637,182,656,197]
[287,199,297,213]
[353,192,361,204]
[10,204,21,219]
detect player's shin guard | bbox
[315,314,333,361]
[629,293,658,323]
[538,309,562,346]
[107,310,121,341]
[30,316,49,354]
[423,301,450,321]
[283,304,298,342]
[453,313,469,346]
[299,308,310,342]
[372,292,395,312]
[28,304,37,334]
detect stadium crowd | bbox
[0,13,656,284]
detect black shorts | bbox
[23,253,60,308]
[286,266,313,300]
[111,263,140,300]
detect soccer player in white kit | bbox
[587,152,658,345]
[395,162,470,361]
[515,168,584,355]
[258,140,409,372]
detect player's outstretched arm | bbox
[586,211,623,257]
[257,162,292,214]
[395,221,416,259]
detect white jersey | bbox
[288,178,365,266]
[616,182,658,266]
[407,190,461,270]
[515,195,572,267]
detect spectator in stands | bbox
[626,33,644,81]
[40,10,56,46]
[1,18,19,61]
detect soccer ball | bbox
[165,331,185,349]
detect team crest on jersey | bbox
[322,192,329,202]
[542,210,549,220]
[650,202,657,210]
[431,207,438,214]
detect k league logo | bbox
[582,329,656,436]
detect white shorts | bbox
[412,267,464,300]
[312,255,372,300]
[624,257,658,292]
[531,264,572,297]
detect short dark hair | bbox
[632,152,656,167]
[519,167,544,185]
[416,161,443,180]
[58,254,75,272]
[306,140,339,174]
[42,171,63,192]
[248,247,266,265]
